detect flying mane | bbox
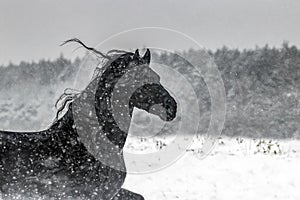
[54,38,134,121]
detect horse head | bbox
[107,49,177,124]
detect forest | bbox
[1,43,300,139]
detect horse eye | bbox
[118,72,136,85]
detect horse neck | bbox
[50,63,133,154]
[94,67,133,149]
[52,70,132,152]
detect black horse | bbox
[0,41,177,200]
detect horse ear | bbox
[133,49,140,60]
[142,49,151,64]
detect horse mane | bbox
[54,38,133,121]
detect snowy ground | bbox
[123,137,300,200]
[1,132,299,200]
[1,87,300,200]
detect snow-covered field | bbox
[1,92,299,199]
[123,137,300,200]
[1,84,299,199]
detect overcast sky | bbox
[0,0,300,65]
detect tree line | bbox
[1,43,300,138]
